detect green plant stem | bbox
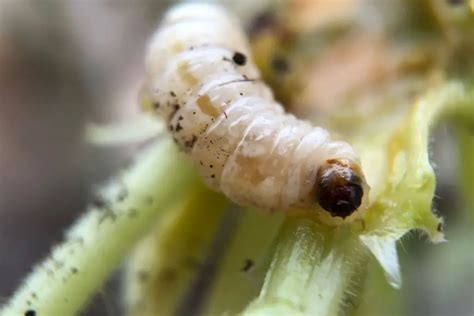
[243,218,365,316]
[124,182,228,316]
[203,209,285,315]
[0,139,198,316]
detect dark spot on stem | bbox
[92,197,107,209]
[137,270,149,283]
[242,259,254,272]
[128,208,138,218]
[144,196,154,205]
[117,187,128,202]
[437,222,444,232]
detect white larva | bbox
[142,3,369,222]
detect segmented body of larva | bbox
[142,3,369,222]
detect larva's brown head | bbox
[315,158,365,219]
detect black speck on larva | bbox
[71,267,79,274]
[184,135,198,148]
[232,52,247,66]
[25,310,36,316]
[170,91,176,97]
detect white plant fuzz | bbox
[85,115,164,146]
[142,3,369,221]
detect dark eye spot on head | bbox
[232,52,247,66]
[25,310,36,316]
[315,159,364,218]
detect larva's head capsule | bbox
[315,158,367,219]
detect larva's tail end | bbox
[315,158,368,219]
